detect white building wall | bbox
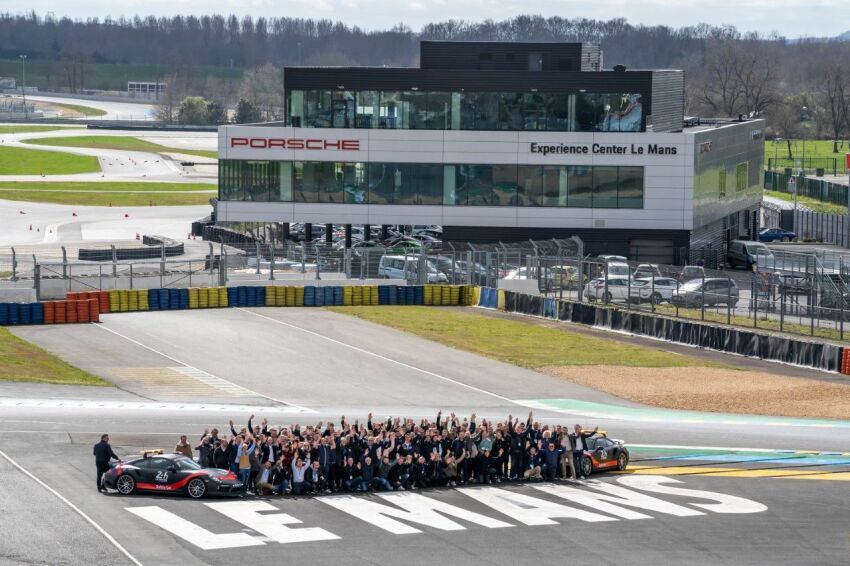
[218,126,696,231]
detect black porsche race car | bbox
[578,433,630,477]
[102,453,243,499]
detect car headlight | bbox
[209,476,221,483]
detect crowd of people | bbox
[179,411,600,496]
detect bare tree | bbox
[238,63,284,121]
[770,98,801,159]
[818,64,849,154]
[734,39,779,117]
[699,42,743,117]
[153,74,184,124]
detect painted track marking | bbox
[237,308,518,405]
[94,323,313,412]
[0,448,143,566]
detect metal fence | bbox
[518,250,850,342]
[766,157,843,176]
[764,170,848,208]
[5,235,850,341]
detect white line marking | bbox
[94,324,314,412]
[237,308,518,405]
[0,448,143,566]
[629,444,823,454]
[0,398,310,413]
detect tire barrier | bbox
[491,289,844,374]
[2,285,474,327]
[841,348,850,375]
[77,237,184,261]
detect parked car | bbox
[584,276,646,302]
[727,240,775,270]
[378,255,448,283]
[759,227,797,243]
[606,261,631,278]
[632,277,680,303]
[778,274,812,295]
[670,278,739,308]
[679,265,706,283]
[633,263,661,279]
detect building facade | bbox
[216,41,763,263]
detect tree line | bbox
[2,11,850,142]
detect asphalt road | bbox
[2,307,849,565]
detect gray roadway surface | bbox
[1,308,849,565]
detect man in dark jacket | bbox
[212,438,234,470]
[93,434,120,492]
[570,425,599,480]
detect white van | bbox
[378,255,448,283]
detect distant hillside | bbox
[838,30,850,41]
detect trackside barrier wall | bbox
[481,289,843,373]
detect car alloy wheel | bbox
[651,292,662,305]
[187,478,207,499]
[617,453,628,471]
[116,474,135,495]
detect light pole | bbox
[19,54,27,120]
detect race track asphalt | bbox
[2,307,849,565]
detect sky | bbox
[15,0,849,39]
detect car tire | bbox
[604,292,613,303]
[782,237,790,242]
[651,292,663,305]
[581,456,593,477]
[617,452,629,471]
[186,478,207,499]
[115,474,136,495]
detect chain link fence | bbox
[4,233,850,341]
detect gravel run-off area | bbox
[540,365,850,420]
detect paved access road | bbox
[12,94,155,120]
[2,307,849,565]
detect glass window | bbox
[304,90,333,128]
[339,162,368,204]
[617,166,643,208]
[218,160,279,202]
[567,166,593,208]
[542,165,569,206]
[592,167,618,208]
[220,160,643,210]
[518,165,543,206]
[379,91,403,129]
[332,91,355,128]
[287,89,644,132]
[293,161,318,202]
[426,92,451,130]
[355,90,379,128]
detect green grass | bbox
[765,139,849,174]
[0,125,75,134]
[23,135,217,159]
[0,327,109,386]
[0,181,214,206]
[328,306,714,368]
[764,190,847,215]
[0,146,100,175]
[49,102,107,117]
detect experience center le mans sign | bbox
[529,142,677,156]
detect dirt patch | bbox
[539,365,850,420]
